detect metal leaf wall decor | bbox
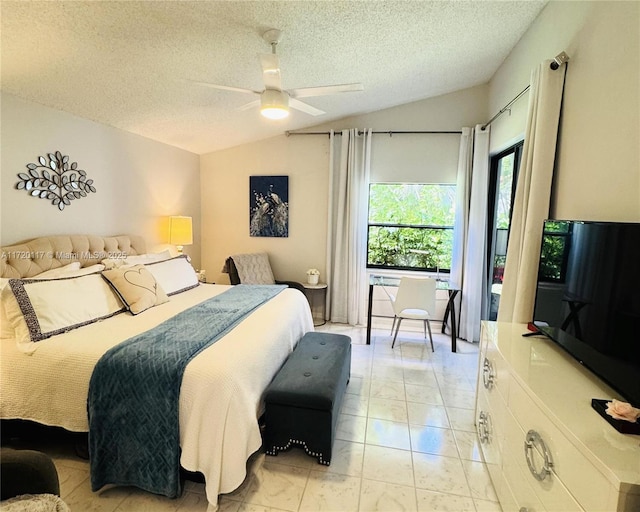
[15,151,96,211]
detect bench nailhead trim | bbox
[266,438,330,465]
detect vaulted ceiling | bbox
[1,1,546,154]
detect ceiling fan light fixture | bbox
[260,89,289,119]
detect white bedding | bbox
[0,283,313,508]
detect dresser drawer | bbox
[476,388,504,499]
[508,378,614,511]
[503,407,584,512]
[482,338,511,404]
[502,440,547,512]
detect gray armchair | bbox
[224,253,305,294]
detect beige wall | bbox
[488,0,640,221]
[200,134,330,285]
[0,93,202,267]
[199,84,488,284]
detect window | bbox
[367,183,455,272]
[487,141,523,319]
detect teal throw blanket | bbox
[88,284,285,497]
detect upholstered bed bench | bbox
[263,331,351,465]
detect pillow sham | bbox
[146,255,199,295]
[102,265,169,315]
[4,274,125,346]
[101,250,171,270]
[0,264,106,341]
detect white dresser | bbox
[476,321,640,512]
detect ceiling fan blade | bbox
[260,53,282,90]
[289,83,364,98]
[237,99,261,112]
[184,79,259,95]
[289,98,325,116]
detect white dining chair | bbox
[390,277,437,351]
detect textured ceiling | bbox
[1,1,546,154]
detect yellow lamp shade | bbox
[169,216,193,252]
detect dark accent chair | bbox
[224,256,305,294]
[1,448,61,500]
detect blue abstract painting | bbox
[249,175,289,237]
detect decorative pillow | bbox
[102,265,169,315]
[101,250,171,270]
[146,255,199,295]
[231,253,276,284]
[4,274,125,345]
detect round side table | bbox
[302,283,327,326]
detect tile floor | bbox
[7,323,501,512]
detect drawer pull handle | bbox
[524,430,553,481]
[478,410,492,443]
[482,357,495,389]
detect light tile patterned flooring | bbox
[11,323,501,511]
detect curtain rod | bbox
[480,85,530,131]
[286,130,462,137]
[481,51,569,131]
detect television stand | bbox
[476,322,640,511]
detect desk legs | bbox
[441,289,460,352]
[366,283,374,345]
[367,284,459,352]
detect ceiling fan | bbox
[189,29,364,119]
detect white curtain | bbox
[450,127,473,290]
[498,60,567,323]
[459,125,491,342]
[326,128,372,325]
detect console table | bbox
[477,321,639,511]
[365,275,460,351]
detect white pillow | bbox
[101,250,171,270]
[4,274,125,348]
[146,255,199,295]
[0,278,11,339]
[65,263,106,276]
[35,262,82,278]
[38,263,106,278]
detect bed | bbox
[0,235,313,510]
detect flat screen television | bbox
[532,220,640,407]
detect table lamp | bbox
[169,216,193,253]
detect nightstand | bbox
[302,283,327,326]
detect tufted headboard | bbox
[0,235,146,278]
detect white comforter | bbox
[0,284,313,508]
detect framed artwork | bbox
[249,175,289,237]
